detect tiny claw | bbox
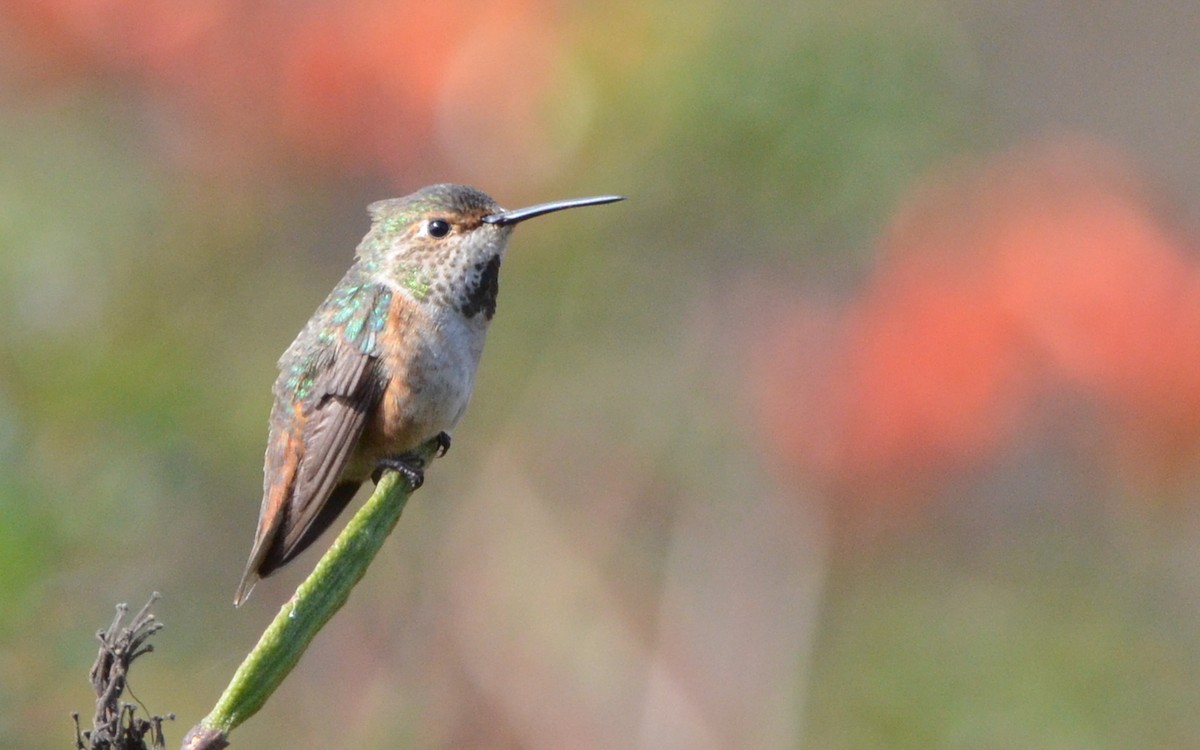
[373,455,426,489]
[435,432,451,457]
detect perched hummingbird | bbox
[234,184,623,605]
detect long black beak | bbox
[483,195,624,226]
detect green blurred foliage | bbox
[810,525,1200,749]
[589,1,975,263]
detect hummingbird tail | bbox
[232,480,364,607]
[233,571,259,607]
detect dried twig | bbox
[74,592,174,750]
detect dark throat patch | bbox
[460,255,501,320]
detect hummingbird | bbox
[234,183,623,605]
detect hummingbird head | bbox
[359,183,622,320]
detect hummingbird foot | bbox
[434,431,451,457]
[372,433,450,487]
[373,453,428,488]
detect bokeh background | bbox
[3,1,1200,748]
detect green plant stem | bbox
[181,441,437,750]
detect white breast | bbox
[399,304,489,435]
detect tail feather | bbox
[232,480,363,606]
[233,571,258,607]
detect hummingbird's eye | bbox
[427,219,451,238]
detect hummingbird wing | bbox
[235,279,393,605]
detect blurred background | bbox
[3,1,1200,748]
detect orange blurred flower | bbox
[1,0,559,182]
[753,137,1200,508]
[986,142,1200,463]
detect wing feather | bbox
[274,346,380,560]
[235,278,392,604]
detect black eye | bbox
[427,219,451,238]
